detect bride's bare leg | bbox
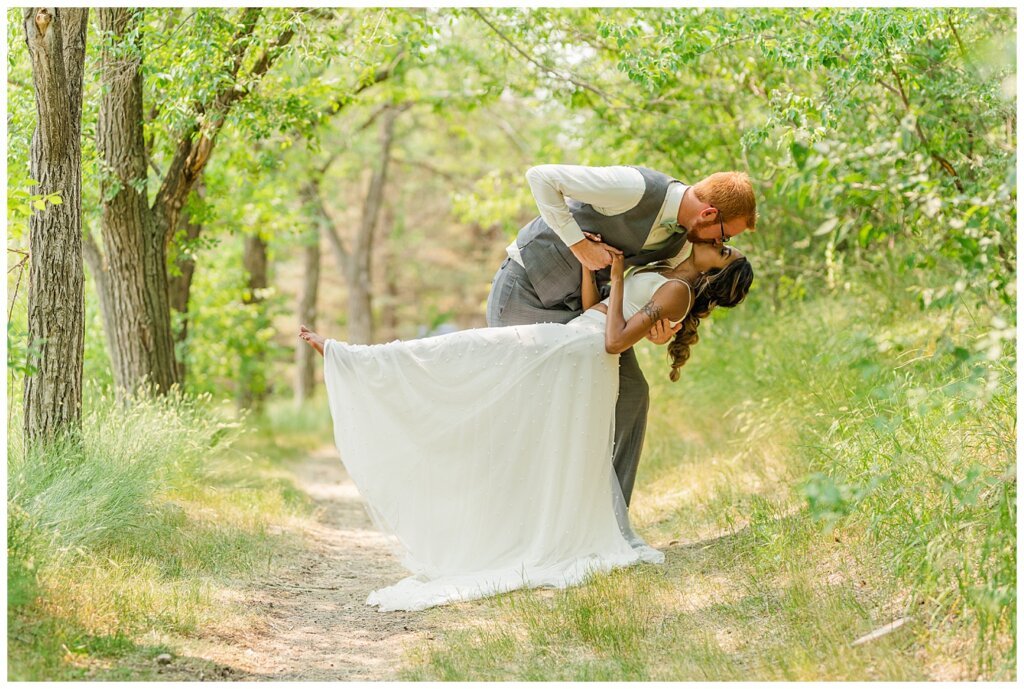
[298,324,326,357]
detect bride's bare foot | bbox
[299,324,326,356]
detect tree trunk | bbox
[381,260,400,340]
[380,205,400,340]
[22,8,88,446]
[168,183,204,382]
[349,107,398,343]
[86,8,292,399]
[314,107,400,344]
[94,8,177,397]
[238,234,269,411]
[294,224,320,408]
[347,267,373,344]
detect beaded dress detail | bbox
[322,270,682,611]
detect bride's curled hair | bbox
[667,257,753,382]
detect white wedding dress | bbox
[323,271,683,611]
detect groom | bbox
[486,164,757,506]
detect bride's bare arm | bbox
[581,264,600,310]
[579,230,604,310]
[604,256,690,354]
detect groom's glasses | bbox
[690,208,731,245]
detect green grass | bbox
[6,386,331,680]
[7,272,1013,680]
[400,273,1016,681]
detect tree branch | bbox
[321,48,407,120]
[491,112,530,156]
[239,24,297,101]
[152,9,299,244]
[875,78,902,100]
[888,64,913,110]
[144,9,194,55]
[306,178,351,270]
[392,155,462,184]
[309,106,404,277]
[145,10,188,159]
[354,102,392,133]
[355,100,412,133]
[224,9,263,86]
[316,151,341,177]
[946,13,968,60]
[352,106,398,281]
[469,8,615,105]
[885,52,964,192]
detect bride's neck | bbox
[668,256,700,284]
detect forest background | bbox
[5,6,1017,681]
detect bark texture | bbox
[22,8,88,445]
[168,184,204,382]
[238,234,269,411]
[93,8,177,395]
[83,7,294,397]
[294,221,321,407]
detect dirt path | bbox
[177,446,442,681]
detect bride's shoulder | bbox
[651,279,693,321]
[652,277,692,305]
[653,277,690,293]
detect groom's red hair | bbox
[692,172,757,230]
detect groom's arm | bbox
[524,164,645,247]
[525,164,639,270]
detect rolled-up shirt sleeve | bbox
[524,164,646,248]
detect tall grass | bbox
[681,283,1017,673]
[10,389,233,555]
[402,266,1015,680]
[6,385,320,680]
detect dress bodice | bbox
[597,270,690,325]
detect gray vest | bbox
[515,166,687,309]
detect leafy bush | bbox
[660,257,1016,670]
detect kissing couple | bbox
[300,164,757,611]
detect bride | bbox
[299,241,752,611]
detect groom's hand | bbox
[570,236,621,271]
[646,319,681,345]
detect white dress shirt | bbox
[507,164,691,269]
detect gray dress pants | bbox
[485,257,649,506]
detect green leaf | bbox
[790,141,809,170]
[814,217,839,236]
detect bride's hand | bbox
[610,252,624,283]
[646,318,682,345]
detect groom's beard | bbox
[685,217,720,244]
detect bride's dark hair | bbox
[667,257,753,382]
